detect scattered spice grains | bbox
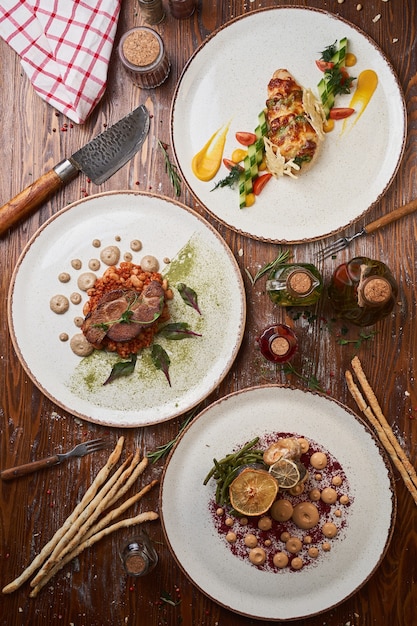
[123,30,160,67]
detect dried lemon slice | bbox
[229,468,279,516]
[269,458,300,489]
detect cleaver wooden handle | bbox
[0,160,79,237]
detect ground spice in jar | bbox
[124,553,147,576]
[123,30,160,67]
[118,27,170,88]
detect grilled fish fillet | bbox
[266,69,323,171]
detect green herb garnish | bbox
[211,165,242,191]
[158,140,182,196]
[245,249,291,286]
[282,362,326,394]
[103,354,137,386]
[337,330,378,349]
[147,407,199,464]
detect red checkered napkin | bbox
[0,0,121,124]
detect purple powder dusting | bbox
[207,432,353,573]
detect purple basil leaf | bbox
[151,344,171,386]
[159,322,202,340]
[177,283,201,315]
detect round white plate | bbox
[8,191,246,428]
[160,385,396,621]
[171,7,406,243]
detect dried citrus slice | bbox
[229,468,278,516]
[269,458,300,489]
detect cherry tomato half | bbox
[223,158,243,171]
[253,173,272,195]
[315,60,335,72]
[329,107,355,120]
[235,131,257,146]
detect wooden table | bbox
[1,1,416,624]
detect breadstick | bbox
[2,436,125,595]
[105,455,149,509]
[30,450,135,587]
[83,479,159,542]
[29,511,159,598]
[351,357,417,490]
[345,370,417,505]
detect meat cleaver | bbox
[0,104,150,236]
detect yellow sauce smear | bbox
[342,69,378,133]
[191,122,230,181]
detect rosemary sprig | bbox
[158,140,182,196]
[147,407,199,463]
[282,362,326,394]
[245,249,291,286]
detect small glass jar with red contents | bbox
[168,0,196,19]
[257,324,298,364]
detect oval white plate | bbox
[171,7,406,243]
[160,385,396,621]
[8,191,246,427]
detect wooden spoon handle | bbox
[1,455,61,480]
[364,198,417,234]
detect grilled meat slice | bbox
[82,281,165,345]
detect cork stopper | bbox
[270,336,290,357]
[359,276,392,307]
[286,270,313,296]
[125,553,147,575]
[122,30,160,67]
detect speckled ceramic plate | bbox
[171,7,406,243]
[160,385,396,621]
[8,191,246,427]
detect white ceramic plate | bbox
[171,7,406,243]
[160,385,396,621]
[8,191,246,428]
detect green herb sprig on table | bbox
[245,249,291,286]
[337,330,378,349]
[146,407,199,464]
[282,362,326,394]
[158,140,182,196]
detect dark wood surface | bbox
[1,1,416,625]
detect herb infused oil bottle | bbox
[266,263,323,306]
[328,256,398,326]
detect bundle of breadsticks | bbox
[2,436,158,597]
[346,356,417,506]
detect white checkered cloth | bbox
[0,0,121,123]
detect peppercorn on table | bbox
[0,1,416,625]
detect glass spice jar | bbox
[266,263,323,307]
[118,27,170,89]
[138,0,165,24]
[168,0,196,19]
[327,256,398,326]
[120,531,158,577]
[257,324,298,364]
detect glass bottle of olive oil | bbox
[328,257,398,326]
[266,263,323,306]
